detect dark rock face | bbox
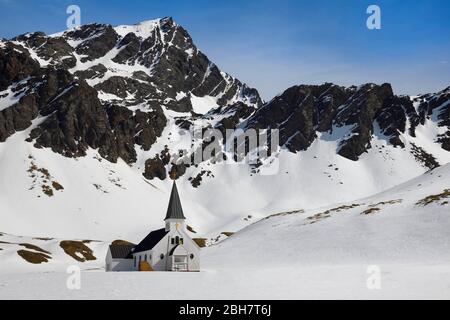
[244,83,348,153]
[29,80,120,161]
[60,17,261,112]
[94,76,158,105]
[13,32,77,69]
[243,82,448,161]
[410,143,440,170]
[213,102,257,134]
[0,94,39,141]
[416,87,450,151]
[74,64,107,80]
[169,163,187,180]
[143,155,167,180]
[0,47,75,142]
[66,24,119,62]
[112,32,141,64]
[375,95,419,146]
[334,83,394,160]
[0,44,40,90]
[28,82,167,164]
[106,104,166,157]
[132,107,167,150]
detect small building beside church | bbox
[105,181,200,272]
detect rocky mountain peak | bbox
[244,82,449,163]
[0,19,449,184]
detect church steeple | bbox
[164,181,186,232]
[164,180,186,220]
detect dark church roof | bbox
[109,244,134,259]
[164,181,186,220]
[133,228,169,253]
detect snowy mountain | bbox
[0,17,449,245]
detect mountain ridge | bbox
[0,17,449,240]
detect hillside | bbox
[1,164,449,299]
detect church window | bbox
[190,253,194,260]
[180,238,184,245]
[134,256,136,267]
[175,236,179,244]
[160,253,165,259]
[144,254,147,261]
[171,238,175,245]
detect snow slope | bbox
[1,164,449,299]
[0,112,449,241]
[206,163,450,268]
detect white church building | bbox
[105,181,200,272]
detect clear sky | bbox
[0,0,449,100]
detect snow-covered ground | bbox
[1,265,448,299]
[1,164,449,299]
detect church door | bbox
[172,255,188,271]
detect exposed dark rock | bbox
[94,76,158,103]
[74,64,107,80]
[0,94,39,141]
[13,32,77,69]
[1,67,74,142]
[67,24,119,62]
[416,87,450,151]
[29,80,123,162]
[213,102,256,135]
[0,44,40,90]
[189,170,213,188]
[169,163,187,180]
[133,107,167,150]
[375,95,419,147]
[244,84,342,152]
[335,83,393,160]
[143,155,167,180]
[112,32,141,64]
[410,143,440,170]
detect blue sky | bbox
[0,0,449,100]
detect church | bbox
[105,181,200,272]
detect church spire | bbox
[164,180,186,220]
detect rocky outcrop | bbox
[335,83,394,160]
[66,24,119,62]
[12,32,77,69]
[143,155,167,180]
[243,82,447,161]
[28,80,119,161]
[0,94,39,142]
[0,43,40,90]
[416,87,450,151]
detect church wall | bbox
[110,259,134,271]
